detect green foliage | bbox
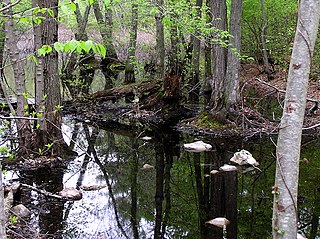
[9,216,17,224]
[242,0,298,65]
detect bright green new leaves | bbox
[36,40,107,58]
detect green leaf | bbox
[70,2,77,12]
[54,42,65,52]
[27,55,38,64]
[95,44,106,58]
[47,9,54,18]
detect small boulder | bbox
[219,164,238,172]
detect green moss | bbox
[195,111,224,128]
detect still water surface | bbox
[5,118,320,238]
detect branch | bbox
[0,0,21,13]
[0,116,38,120]
[255,78,319,103]
[20,183,63,200]
[302,123,320,130]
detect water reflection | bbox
[5,119,320,238]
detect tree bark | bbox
[0,163,5,238]
[188,0,203,103]
[124,0,138,85]
[4,2,31,150]
[209,0,227,113]
[272,1,320,238]
[225,0,242,110]
[93,0,120,90]
[36,0,64,154]
[155,0,165,79]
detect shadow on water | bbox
[5,118,320,238]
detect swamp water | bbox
[4,118,320,239]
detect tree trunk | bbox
[36,0,64,155]
[272,1,320,238]
[155,0,165,79]
[124,0,138,85]
[259,0,273,80]
[225,0,243,110]
[188,0,203,103]
[4,3,31,150]
[209,0,227,114]
[93,0,120,90]
[0,163,5,238]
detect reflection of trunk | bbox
[154,142,164,239]
[0,24,5,97]
[83,125,129,239]
[224,171,238,238]
[193,152,206,238]
[162,143,173,236]
[130,138,139,239]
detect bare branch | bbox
[0,0,21,13]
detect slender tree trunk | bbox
[210,0,227,114]
[225,0,243,110]
[272,1,320,238]
[155,0,165,79]
[4,3,31,150]
[204,0,212,105]
[124,0,138,84]
[0,163,5,238]
[93,1,120,90]
[189,0,203,103]
[259,0,273,80]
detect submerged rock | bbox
[184,141,212,152]
[59,187,82,200]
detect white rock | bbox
[210,170,219,175]
[59,187,82,200]
[184,141,212,152]
[230,149,259,166]
[142,136,152,141]
[219,164,238,172]
[141,164,154,170]
[206,217,230,228]
[297,233,306,239]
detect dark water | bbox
[5,118,320,239]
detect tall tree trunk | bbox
[93,1,120,90]
[124,0,138,84]
[155,0,165,79]
[0,163,5,238]
[259,0,273,80]
[272,1,320,238]
[225,0,243,110]
[36,0,64,155]
[210,0,227,115]
[188,0,203,103]
[203,0,212,105]
[4,3,31,150]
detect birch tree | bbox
[272,1,320,238]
